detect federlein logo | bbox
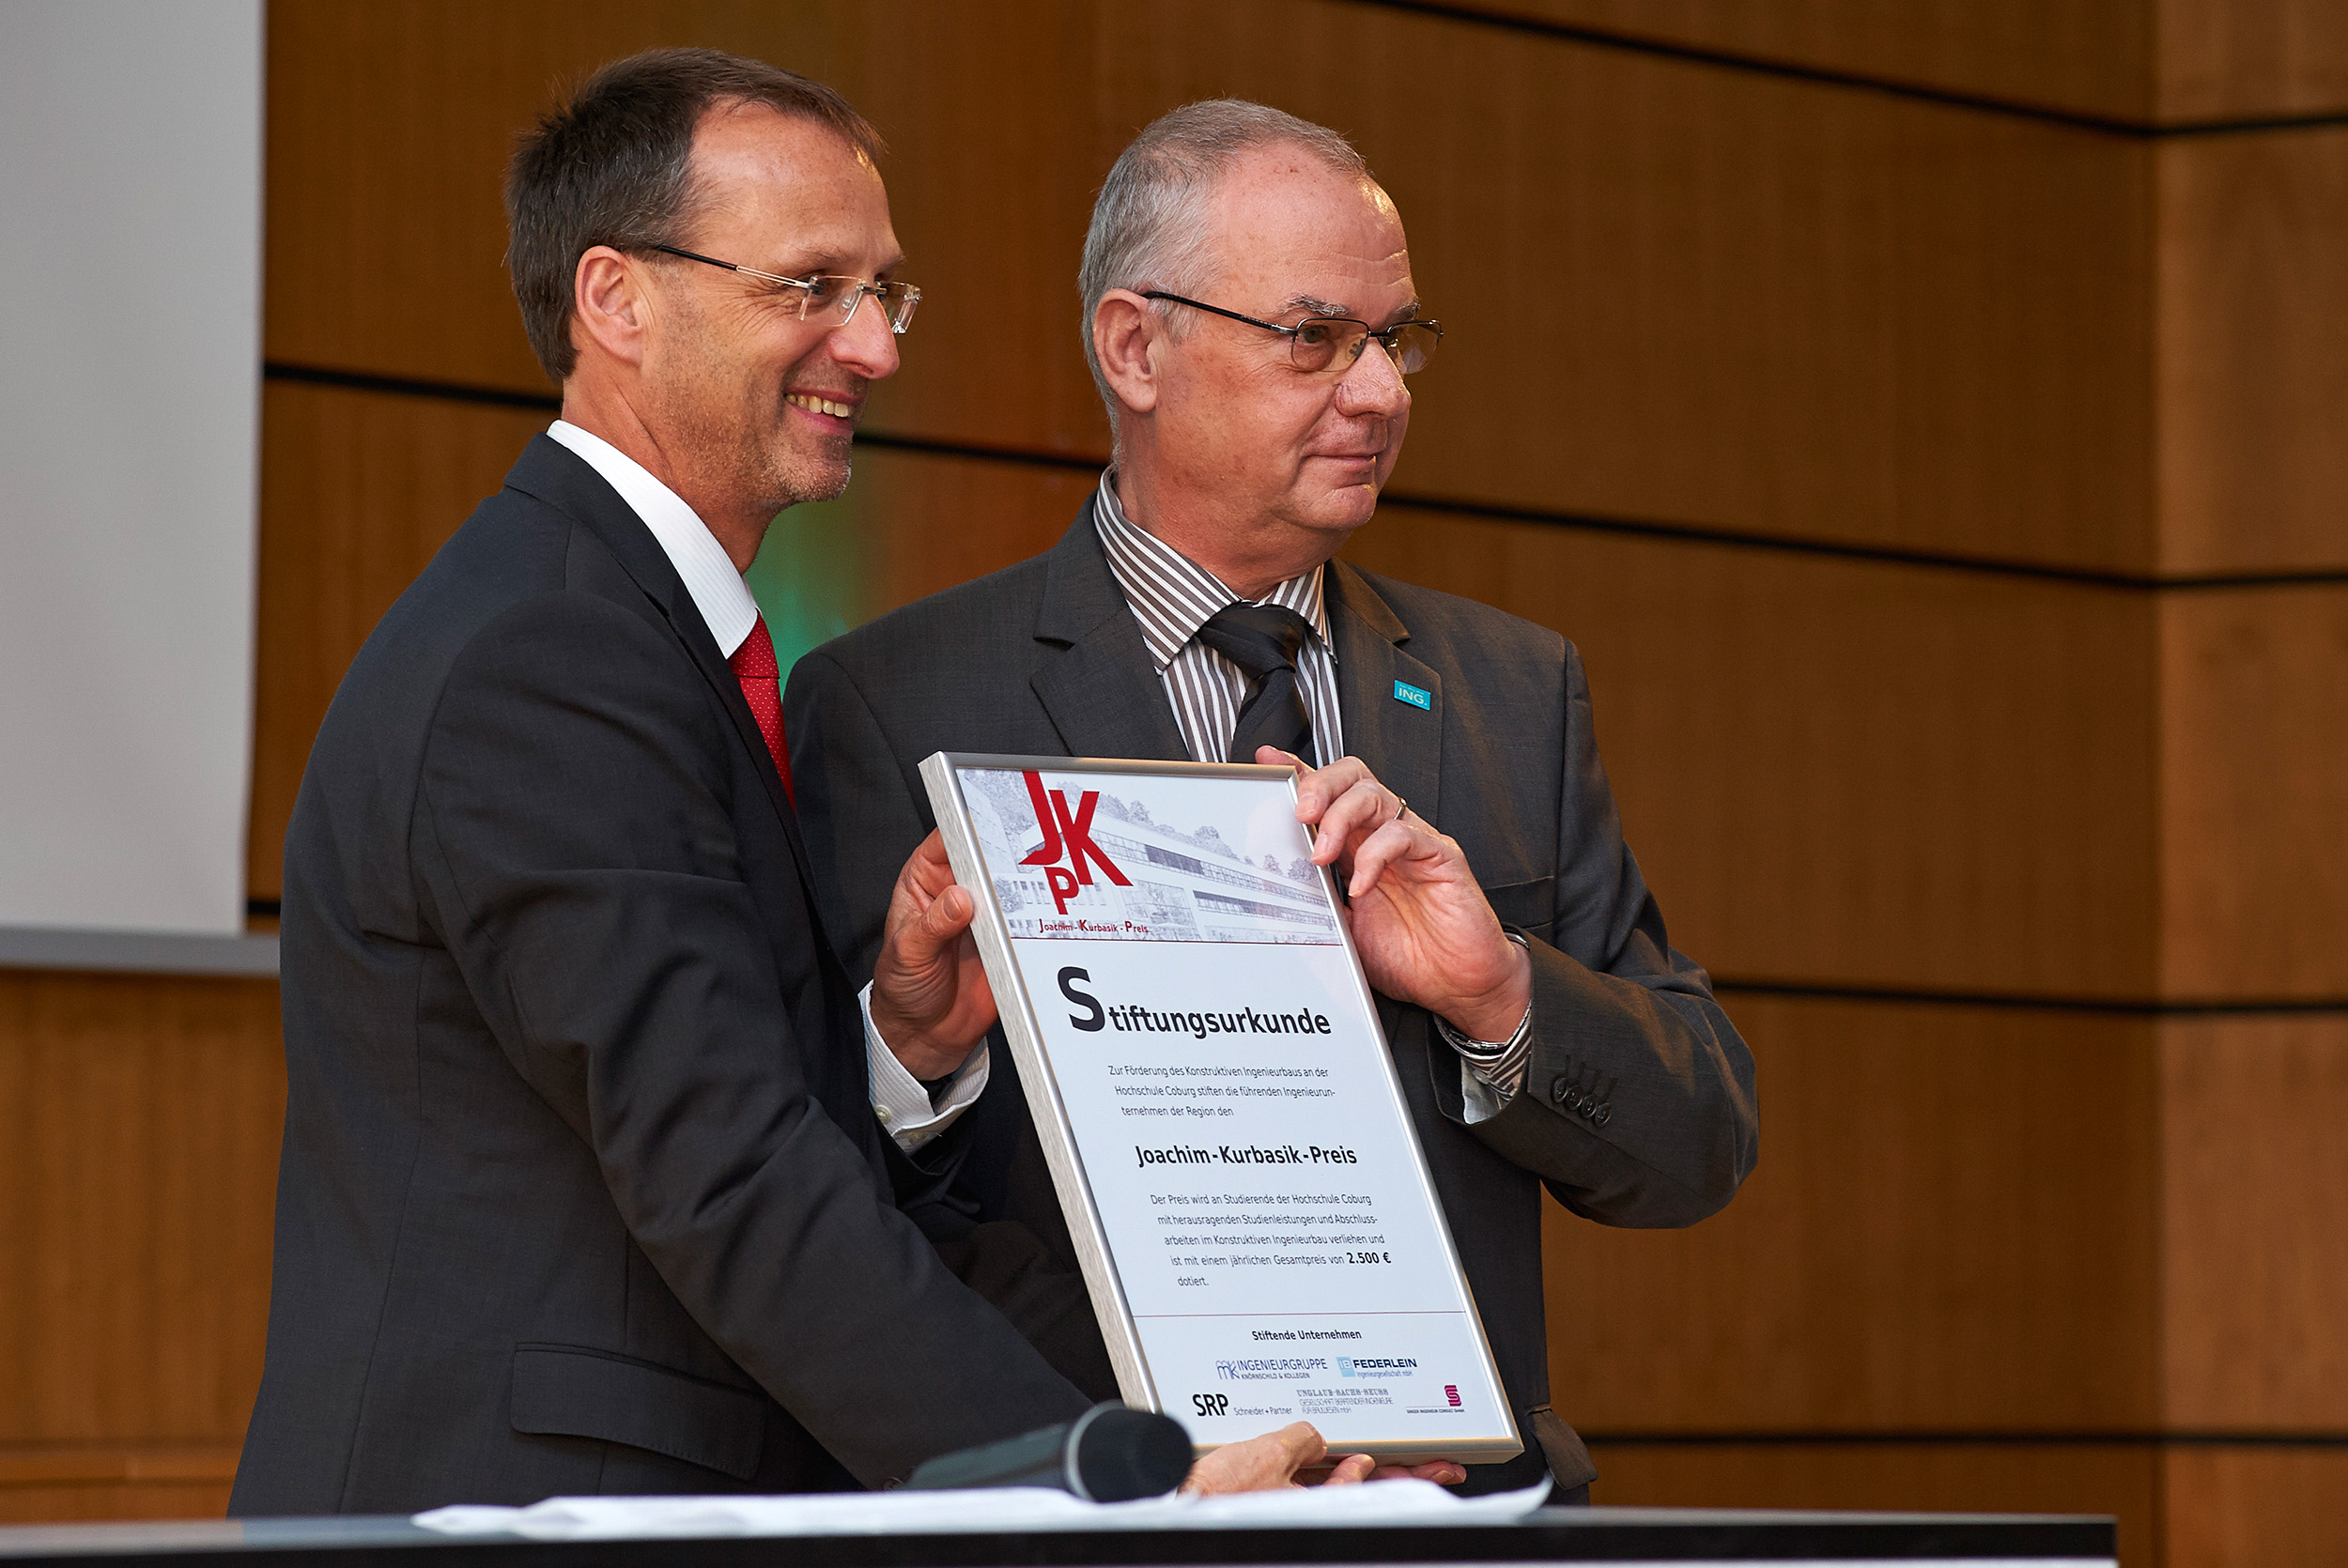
[1021,772,1132,914]
[1336,1356,1419,1378]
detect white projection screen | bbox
[0,0,263,946]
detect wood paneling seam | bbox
[1340,0,2348,137]
[258,364,2348,594]
[1712,980,2348,1016]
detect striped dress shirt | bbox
[1090,471,1343,767]
[1091,471,1530,1103]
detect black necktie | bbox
[1196,602,1316,765]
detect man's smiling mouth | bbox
[786,392,857,419]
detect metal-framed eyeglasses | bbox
[648,243,921,333]
[1141,291,1441,375]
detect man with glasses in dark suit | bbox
[788,100,1761,1503]
[237,56,1375,1515]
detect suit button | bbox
[1551,1074,1573,1108]
[1592,1104,1612,1126]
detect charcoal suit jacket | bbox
[782,502,1761,1496]
[231,437,1089,1516]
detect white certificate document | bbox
[921,754,1521,1466]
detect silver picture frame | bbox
[920,750,1522,1466]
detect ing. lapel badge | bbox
[1392,680,1433,712]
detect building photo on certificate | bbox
[959,761,1339,946]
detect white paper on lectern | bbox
[921,755,1521,1466]
[412,1478,1554,1540]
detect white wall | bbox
[0,0,262,937]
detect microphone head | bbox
[902,1404,1194,1501]
[1068,1405,1193,1502]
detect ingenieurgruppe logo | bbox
[1214,1357,1329,1381]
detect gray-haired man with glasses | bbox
[789,100,1760,1503]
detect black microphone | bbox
[902,1403,1194,1501]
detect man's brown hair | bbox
[505,47,882,382]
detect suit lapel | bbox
[1029,501,1191,762]
[1328,561,1443,828]
[504,436,814,886]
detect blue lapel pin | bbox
[1393,680,1432,711]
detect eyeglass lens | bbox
[796,275,921,333]
[1289,317,1441,376]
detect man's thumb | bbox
[1281,1421,1331,1468]
[925,884,974,940]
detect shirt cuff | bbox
[1460,1059,1511,1125]
[860,983,990,1153]
[1433,933,1533,1124]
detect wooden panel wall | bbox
[2140,9,2348,1560]
[0,973,278,1521]
[1339,517,2158,1000]
[1537,996,2162,1433]
[2160,1017,2348,1427]
[1500,1,2348,125]
[2156,128,2348,576]
[265,0,2157,572]
[250,386,551,899]
[1583,1442,2163,1567]
[1510,1,2160,121]
[2157,0,2348,121]
[10,1,2346,1560]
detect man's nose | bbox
[1335,337,1409,417]
[827,294,902,381]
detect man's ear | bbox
[571,245,654,371]
[1092,290,1163,417]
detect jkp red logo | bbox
[1022,772,1132,914]
[1444,1385,1461,1407]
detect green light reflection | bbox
[746,487,871,681]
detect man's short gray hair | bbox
[1077,100,1371,420]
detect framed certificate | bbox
[920,753,1522,1466]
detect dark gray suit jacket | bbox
[783,504,1760,1495]
[232,438,1088,1516]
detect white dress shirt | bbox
[1092,470,1527,1118]
[548,421,985,1151]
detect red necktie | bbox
[729,616,795,807]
